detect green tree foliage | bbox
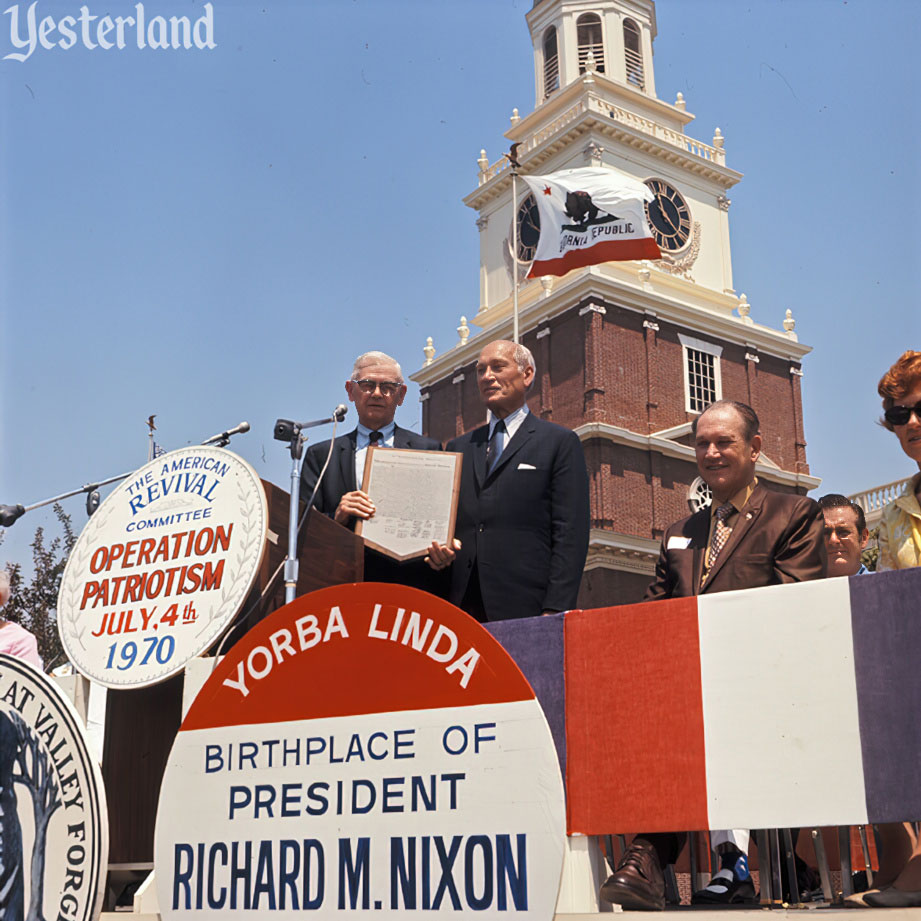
[1,504,75,669]
[861,525,880,572]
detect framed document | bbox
[355,447,462,561]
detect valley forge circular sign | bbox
[0,655,107,921]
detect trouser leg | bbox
[639,832,687,868]
[710,829,750,852]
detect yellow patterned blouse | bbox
[877,472,921,571]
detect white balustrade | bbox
[849,478,911,514]
[478,91,726,185]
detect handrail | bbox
[848,478,910,514]
[477,92,726,186]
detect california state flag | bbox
[521,167,661,277]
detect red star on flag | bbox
[542,185,552,195]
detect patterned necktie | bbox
[368,430,383,446]
[486,420,506,472]
[708,503,734,567]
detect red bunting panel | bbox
[564,597,709,834]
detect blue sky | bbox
[1,0,919,574]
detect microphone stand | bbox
[274,407,347,604]
[0,423,251,529]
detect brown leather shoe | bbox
[600,839,666,911]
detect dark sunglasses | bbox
[352,379,402,397]
[884,400,921,426]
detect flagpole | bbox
[511,168,519,344]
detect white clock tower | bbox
[474,0,741,319]
[414,0,818,605]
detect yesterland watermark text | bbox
[3,1,216,61]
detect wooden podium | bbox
[102,479,363,865]
[223,480,364,646]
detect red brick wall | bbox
[536,314,585,425]
[584,439,700,539]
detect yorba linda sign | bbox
[154,583,566,919]
[57,446,267,688]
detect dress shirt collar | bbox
[894,472,921,519]
[710,477,757,518]
[487,404,529,441]
[356,421,396,449]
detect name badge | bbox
[667,536,692,550]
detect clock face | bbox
[643,178,691,251]
[515,194,541,262]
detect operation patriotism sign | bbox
[154,584,566,919]
[58,446,268,688]
[0,655,108,921]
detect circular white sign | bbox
[155,584,566,919]
[58,446,268,688]
[0,655,108,921]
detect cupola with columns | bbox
[529,0,658,103]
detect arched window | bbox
[623,18,645,90]
[577,13,605,74]
[543,27,559,98]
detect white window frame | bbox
[576,12,605,74]
[622,17,645,90]
[678,333,723,414]
[688,476,713,513]
[542,26,559,99]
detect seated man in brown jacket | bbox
[601,400,827,910]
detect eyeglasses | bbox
[884,400,921,427]
[352,379,402,397]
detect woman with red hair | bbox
[861,350,921,908]
[875,349,921,571]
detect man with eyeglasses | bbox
[302,350,442,586]
[818,494,870,577]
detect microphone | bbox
[202,421,251,447]
[275,406,348,441]
[0,504,24,527]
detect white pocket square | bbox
[517,463,537,470]
[667,536,692,550]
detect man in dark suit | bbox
[601,399,826,911]
[301,350,442,586]
[426,339,589,621]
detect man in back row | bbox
[601,399,827,910]
[818,493,870,577]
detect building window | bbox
[577,13,605,74]
[623,18,644,90]
[688,476,713,513]
[543,27,559,98]
[678,333,723,413]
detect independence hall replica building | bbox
[412,0,819,605]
